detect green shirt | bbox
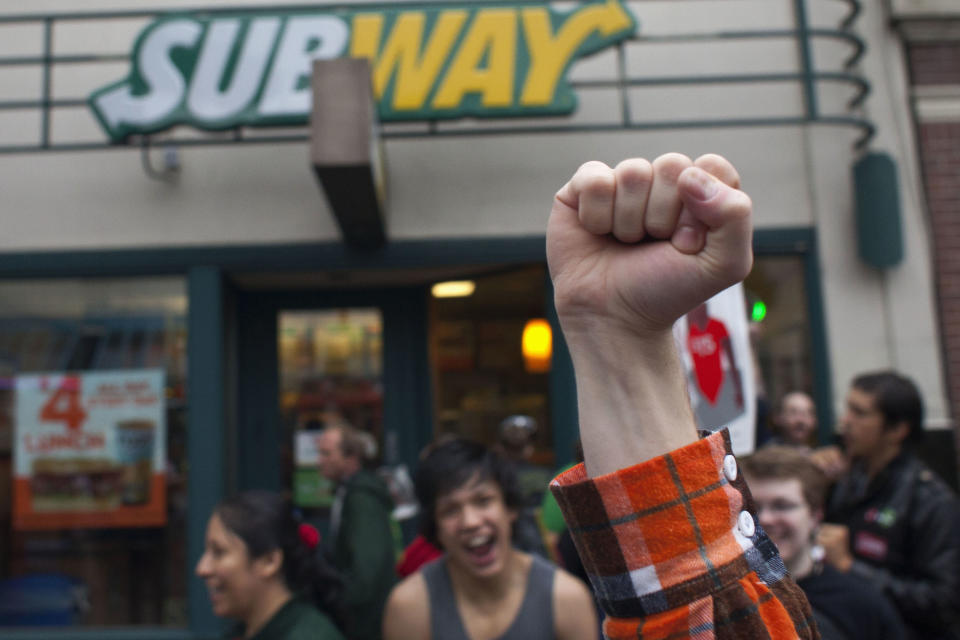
[540,462,576,533]
[247,599,345,640]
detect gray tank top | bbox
[422,554,556,640]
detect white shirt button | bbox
[723,454,738,482]
[738,510,756,537]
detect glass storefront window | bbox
[428,266,553,468]
[0,277,187,628]
[278,309,383,508]
[744,256,815,440]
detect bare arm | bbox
[545,154,818,639]
[547,153,752,475]
[382,573,430,640]
[553,569,599,640]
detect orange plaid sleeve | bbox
[550,429,818,640]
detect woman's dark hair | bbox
[414,438,522,547]
[215,491,346,630]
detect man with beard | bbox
[771,391,818,447]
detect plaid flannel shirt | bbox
[550,429,818,640]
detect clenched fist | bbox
[546,153,754,475]
[547,153,753,338]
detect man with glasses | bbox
[743,446,905,639]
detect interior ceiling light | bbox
[431,281,476,298]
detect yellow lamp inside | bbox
[522,318,552,373]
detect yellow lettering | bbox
[350,14,383,60]
[521,0,632,106]
[432,10,516,110]
[352,11,467,110]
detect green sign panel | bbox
[88,0,637,141]
[293,467,334,508]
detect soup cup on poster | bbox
[115,420,155,505]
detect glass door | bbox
[279,308,383,508]
[233,288,433,505]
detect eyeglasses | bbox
[754,500,804,515]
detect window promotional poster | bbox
[674,284,756,455]
[13,369,167,530]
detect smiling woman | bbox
[195,491,346,640]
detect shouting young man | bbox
[382,438,598,640]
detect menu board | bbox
[13,369,167,530]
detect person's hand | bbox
[546,154,754,475]
[548,153,753,339]
[817,523,854,572]
[810,445,849,482]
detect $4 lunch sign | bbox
[13,370,167,530]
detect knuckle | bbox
[582,171,616,200]
[578,160,611,176]
[652,153,693,181]
[694,153,729,172]
[614,158,653,188]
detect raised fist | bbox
[547,153,753,339]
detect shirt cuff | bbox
[549,429,788,619]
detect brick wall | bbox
[909,44,960,85]
[919,122,960,419]
[908,37,960,476]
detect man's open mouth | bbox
[464,533,497,565]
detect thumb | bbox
[674,166,754,284]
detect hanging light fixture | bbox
[522,318,552,373]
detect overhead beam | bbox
[310,58,387,250]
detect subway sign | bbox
[88,0,636,141]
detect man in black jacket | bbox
[818,371,960,639]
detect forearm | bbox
[550,430,817,639]
[564,323,697,477]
